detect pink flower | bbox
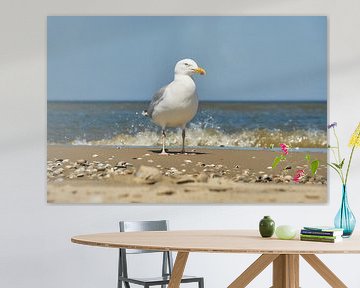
[293,169,305,183]
[280,143,288,155]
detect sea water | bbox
[47,101,327,148]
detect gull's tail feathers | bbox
[142,110,148,117]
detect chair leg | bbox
[199,278,204,288]
[118,249,122,288]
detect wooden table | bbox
[72,230,360,288]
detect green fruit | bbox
[275,225,297,240]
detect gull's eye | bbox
[184,63,189,66]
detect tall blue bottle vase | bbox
[334,185,356,237]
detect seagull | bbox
[143,59,206,155]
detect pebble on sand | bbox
[135,165,162,184]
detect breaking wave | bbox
[67,127,327,148]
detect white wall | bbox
[1,0,360,287]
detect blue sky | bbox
[47,16,327,101]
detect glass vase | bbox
[334,185,356,237]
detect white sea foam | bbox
[66,127,327,148]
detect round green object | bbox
[259,216,275,237]
[275,225,297,240]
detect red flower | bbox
[293,169,305,183]
[280,143,288,155]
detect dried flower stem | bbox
[332,127,345,184]
[327,163,343,180]
[345,145,356,185]
[333,127,342,163]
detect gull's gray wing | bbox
[146,85,168,118]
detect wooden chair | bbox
[118,220,204,288]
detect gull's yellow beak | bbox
[193,67,206,75]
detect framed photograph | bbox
[47,16,327,203]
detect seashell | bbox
[96,165,107,172]
[284,175,292,181]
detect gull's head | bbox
[174,59,206,76]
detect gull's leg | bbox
[181,128,186,154]
[160,129,168,155]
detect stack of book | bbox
[300,226,344,243]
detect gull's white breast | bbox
[151,76,198,128]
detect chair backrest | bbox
[120,220,168,232]
[118,220,174,281]
[119,220,169,254]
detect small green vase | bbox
[259,216,275,237]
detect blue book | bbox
[302,226,343,236]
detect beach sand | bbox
[47,145,327,204]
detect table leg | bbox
[228,254,279,288]
[168,251,189,288]
[272,254,299,288]
[301,254,347,288]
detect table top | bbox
[71,230,360,254]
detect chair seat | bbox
[119,274,203,286]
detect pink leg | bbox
[160,129,169,155]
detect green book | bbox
[300,236,342,243]
[300,234,340,240]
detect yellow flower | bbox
[349,122,360,147]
